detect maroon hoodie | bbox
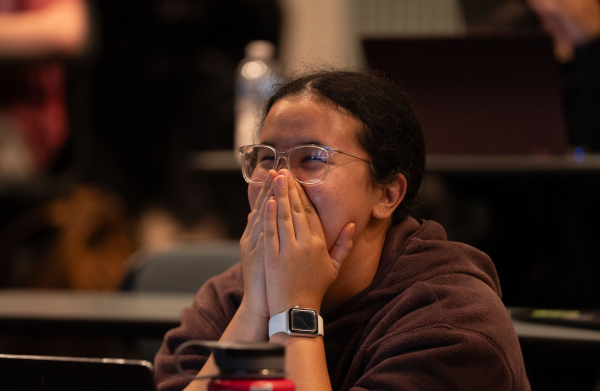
[155,218,530,390]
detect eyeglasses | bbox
[238,144,372,185]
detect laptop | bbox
[363,34,568,154]
[0,354,155,391]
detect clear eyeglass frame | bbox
[238,144,373,186]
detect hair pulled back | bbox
[262,70,425,224]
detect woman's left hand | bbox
[263,169,355,317]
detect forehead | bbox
[260,97,362,151]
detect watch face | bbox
[289,309,318,335]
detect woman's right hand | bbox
[239,170,277,321]
[180,171,278,390]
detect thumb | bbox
[329,223,355,274]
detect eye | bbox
[301,155,327,163]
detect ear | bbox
[371,174,407,220]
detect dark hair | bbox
[262,70,425,225]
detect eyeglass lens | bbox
[242,146,329,184]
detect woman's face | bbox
[248,96,382,250]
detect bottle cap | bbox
[212,342,285,378]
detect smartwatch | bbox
[268,306,324,338]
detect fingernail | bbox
[278,176,286,187]
[279,169,289,178]
[268,200,275,210]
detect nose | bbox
[275,157,290,171]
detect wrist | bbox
[270,331,323,346]
[269,300,322,318]
[268,306,324,339]
[237,301,270,325]
[226,306,269,342]
[220,303,269,343]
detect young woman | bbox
[154,70,530,391]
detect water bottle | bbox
[234,40,279,159]
[175,341,294,391]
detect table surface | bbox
[511,316,600,343]
[0,290,194,337]
[0,290,600,342]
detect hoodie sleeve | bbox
[154,263,244,391]
[350,324,520,391]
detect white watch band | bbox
[268,307,324,338]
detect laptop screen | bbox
[0,354,155,391]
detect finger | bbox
[248,186,275,249]
[243,170,277,239]
[264,197,279,263]
[251,170,277,220]
[329,223,355,274]
[274,172,296,245]
[294,180,325,237]
[286,172,311,240]
[255,231,265,259]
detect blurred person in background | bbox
[527,0,600,62]
[527,0,600,151]
[0,0,281,291]
[87,0,281,247]
[0,0,119,292]
[0,0,88,185]
[462,0,600,150]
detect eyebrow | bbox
[261,141,324,148]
